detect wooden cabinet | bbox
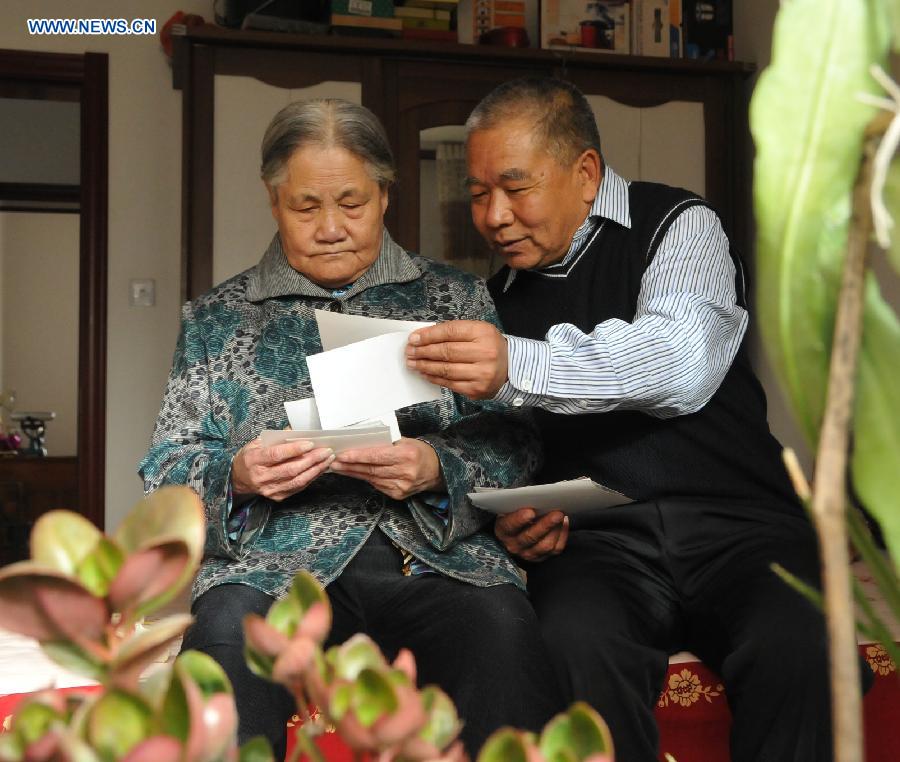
[0,456,78,564]
[172,25,753,300]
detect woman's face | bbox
[269,145,389,288]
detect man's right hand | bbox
[494,507,569,562]
[232,439,335,502]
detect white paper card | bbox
[283,398,321,431]
[283,398,401,442]
[258,426,392,453]
[306,332,443,429]
[315,309,433,351]
[467,478,632,516]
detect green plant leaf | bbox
[41,642,106,682]
[352,668,398,728]
[540,702,613,761]
[751,0,900,567]
[327,634,386,681]
[239,736,275,762]
[883,158,900,274]
[266,571,331,638]
[30,511,103,575]
[75,538,124,598]
[86,690,152,760]
[0,732,24,761]
[12,701,63,745]
[416,686,461,751]
[175,650,233,697]
[476,728,531,762]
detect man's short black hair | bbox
[465,77,602,165]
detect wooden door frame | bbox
[0,48,108,529]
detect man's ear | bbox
[380,186,389,215]
[575,149,603,204]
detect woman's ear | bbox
[265,182,279,219]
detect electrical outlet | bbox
[130,278,156,307]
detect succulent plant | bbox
[0,488,616,762]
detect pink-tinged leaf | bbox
[198,693,239,760]
[107,542,190,621]
[119,736,183,762]
[23,730,62,760]
[391,648,417,684]
[372,687,426,747]
[243,614,289,659]
[333,711,377,752]
[272,639,316,687]
[114,487,205,613]
[109,614,193,691]
[35,583,108,648]
[0,566,107,645]
[297,601,331,645]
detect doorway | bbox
[0,49,108,555]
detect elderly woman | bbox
[139,99,561,757]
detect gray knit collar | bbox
[246,228,421,302]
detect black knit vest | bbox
[488,181,798,509]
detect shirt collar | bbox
[246,228,421,302]
[502,165,632,291]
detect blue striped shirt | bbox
[494,166,748,419]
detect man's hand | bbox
[232,439,334,502]
[406,320,508,400]
[330,438,444,500]
[494,507,569,562]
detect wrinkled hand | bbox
[330,438,444,501]
[232,439,334,502]
[494,507,569,562]
[406,320,508,400]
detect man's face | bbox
[466,118,601,270]
[269,145,388,288]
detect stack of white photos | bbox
[258,311,443,453]
[468,477,632,515]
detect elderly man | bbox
[140,98,561,758]
[406,77,835,761]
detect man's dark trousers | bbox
[527,498,838,762]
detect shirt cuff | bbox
[493,335,551,408]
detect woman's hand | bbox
[494,507,569,562]
[330,438,444,500]
[232,439,335,502]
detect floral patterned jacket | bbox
[139,231,541,601]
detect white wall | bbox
[1,0,879,526]
[0,212,79,455]
[0,0,209,530]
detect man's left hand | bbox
[330,437,444,500]
[406,320,508,400]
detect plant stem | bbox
[289,728,327,762]
[810,125,879,762]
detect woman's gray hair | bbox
[465,77,602,166]
[261,99,397,189]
